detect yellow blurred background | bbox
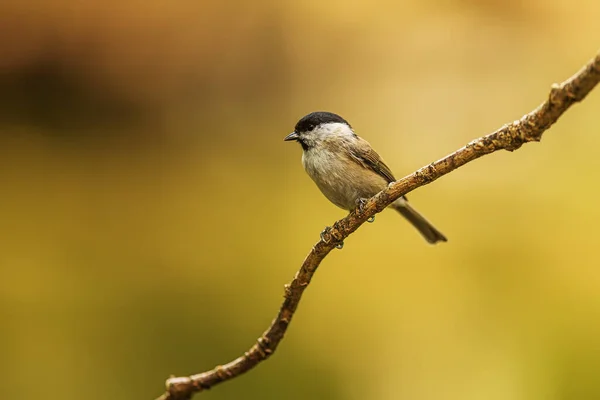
[1,1,599,399]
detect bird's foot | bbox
[320,227,331,243]
[320,224,344,249]
[356,198,375,222]
[356,198,369,212]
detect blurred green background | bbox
[1,1,599,399]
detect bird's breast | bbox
[302,148,387,210]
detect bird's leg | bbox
[356,198,375,223]
[356,197,368,211]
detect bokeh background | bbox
[1,1,599,399]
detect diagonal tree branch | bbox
[156,50,600,400]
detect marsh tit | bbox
[285,111,447,244]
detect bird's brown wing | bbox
[346,136,397,183]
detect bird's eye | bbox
[307,124,315,131]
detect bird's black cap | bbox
[294,111,350,133]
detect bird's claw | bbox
[356,198,375,222]
[321,225,344,250]
[356,198,368,212]
[320,227,331,243]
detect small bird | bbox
[285,111,447,244]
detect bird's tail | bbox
[392,198,447,244]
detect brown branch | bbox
[155,50,600,400]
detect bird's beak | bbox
[284,131,299,141]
